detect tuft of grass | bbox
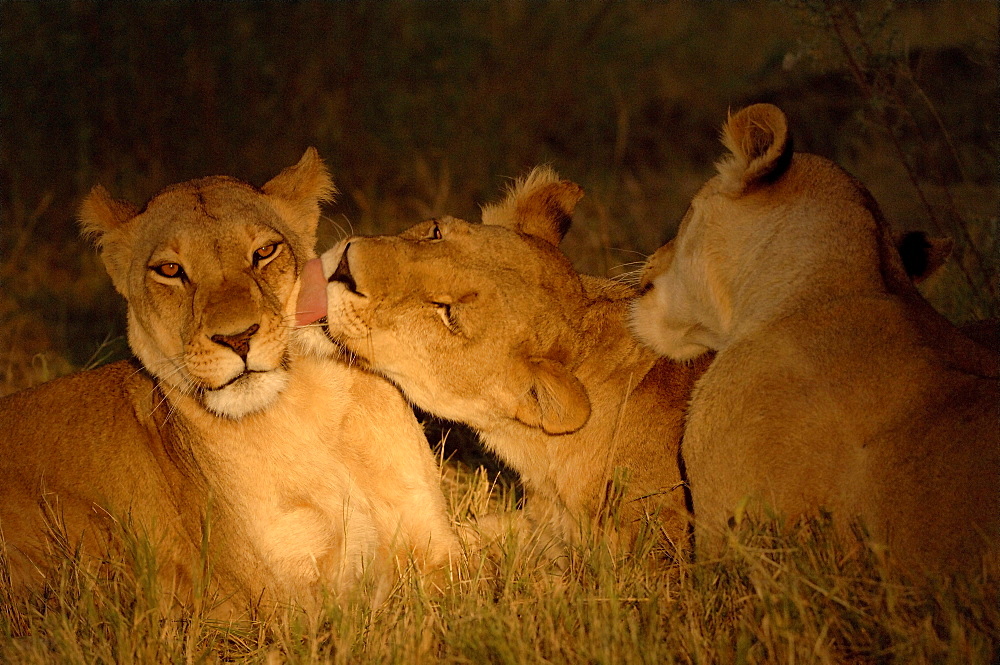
[3,463,996,664]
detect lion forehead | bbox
[401,232,574,309]
[108,172,316,419]
[135,184,307,268]
[148,175,259,207]
[143,184,280,233]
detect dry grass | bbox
[2,462,996,664]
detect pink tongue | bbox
[296,258,328,326]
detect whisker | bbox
[139,357,194,418]
[362,331,379,373]
[152,366,189,398]
[612,260,648,270]
[320,213,354,244]
[150,381,179,419]
[609,248,651,259]
[609,273,643,287]
[150,358,188,384]
[128,358,167,379]
[157,391,181,422]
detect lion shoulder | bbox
[0,359,157,457]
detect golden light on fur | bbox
[481,165,584,246]
[716,103,793,193]
[262,146,338,240]
[312,167,708,553]
[631,104,999,576]
[0,150,458,612]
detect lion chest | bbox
[188,380,380,595]
[236,440,372,586]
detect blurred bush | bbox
[0,0,996,394]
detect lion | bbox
[295,167,710,556]
[630,103,999,575]
[0,149,458,612]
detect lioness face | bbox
[631,103,800,361]
[630,187,737,361]
[632,103,921,362]
[124,183,301,417]
[316,215,587,432]
[80,150,334,418]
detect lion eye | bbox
[151,262,186,280]
[428,224,443,241]
[253,242,281,267]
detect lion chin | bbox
[201,369,290,419]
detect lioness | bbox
[630,103,999,574]
[0,150,457,610]
[297,167,709,554]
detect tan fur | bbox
[312,167,708,553]
[0,150,457,611]
[631,103,999,575]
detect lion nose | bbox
[211,323,260,360]
[329,242,360,294]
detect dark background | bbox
[1,1,996,397]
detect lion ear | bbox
[263,147,338,242]
[716,103,793,193]
[79,185,140,236]
[895,231,954,284]
[481,166,584,246]
[78,185,140,296]
[513,356,591,435]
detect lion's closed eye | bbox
[432,302,459,334]
[430,291,479,336]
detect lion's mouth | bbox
[196,363,291,419]
[206,368,270,392]
[320,317,374,369]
